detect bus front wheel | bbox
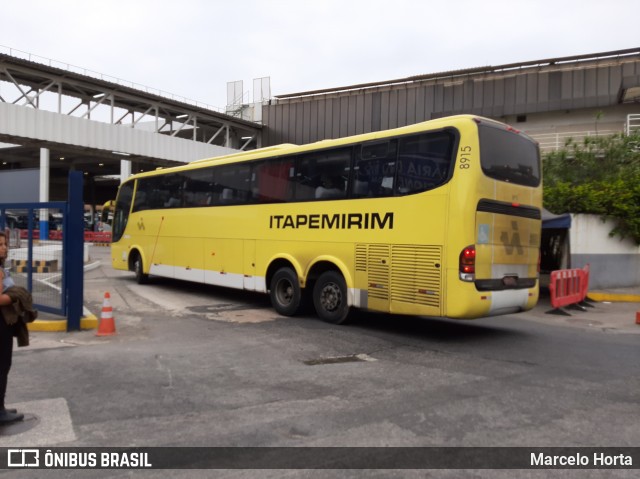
[270,267,302,316]
[133,253,149,285]
[313,271,350,324]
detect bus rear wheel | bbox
[270,267,302,316]
[313,271,350,324]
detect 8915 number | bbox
[459,146,471,169]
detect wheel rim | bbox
[275,278,294,306]
[135,259,141,276]
[319,282,342,312]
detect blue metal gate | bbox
[0,201,68,315]
[0,171,84,330]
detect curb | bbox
[27,313,98,332]
[587,292,640,303]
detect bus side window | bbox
[254,160,294,203]
[136,176,168,210]
[354,140,397,198]
[160,174,185,208]
[207,183,222,205]
[292,155,315,201]
[132,179,149,212]
[214,164,251,205]
[396,132,454,194]
[183,168,214,207]
[294,148,350,201]
[220,188,235,203]
[315,174,344,199]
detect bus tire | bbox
[270,267,302,316]
[313,271,350,324]
[133,253,149,285]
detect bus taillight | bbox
[459,245,476,282]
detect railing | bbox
[525,115,640,153]
[0,44,225,113]
[627,114,640,135]
[529,130,620,153]
[18,229,111,244]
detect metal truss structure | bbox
[0,48,263,201]
[0,49,262,162]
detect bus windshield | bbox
[112,182,133,242]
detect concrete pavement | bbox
[2,246,640,478]
[29,244,640,335]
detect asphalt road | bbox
[1,247,638,478]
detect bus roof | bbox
[190,143,299,164]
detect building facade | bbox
[261,48,640,152]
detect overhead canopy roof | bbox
[542,208,571,229]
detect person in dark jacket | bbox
[0,231,24,424]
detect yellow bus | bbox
[111,115,542,323]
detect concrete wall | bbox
[570,214,640,288]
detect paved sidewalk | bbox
[526,288,640,334]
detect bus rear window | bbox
[478,123,540,187]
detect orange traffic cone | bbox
[96,292,116,336]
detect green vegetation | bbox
[542,131,640,244]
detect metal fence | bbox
[0,202,67,315]
[627,114,640,135]
[529,130,620,153]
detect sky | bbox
[1,0,638,112]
